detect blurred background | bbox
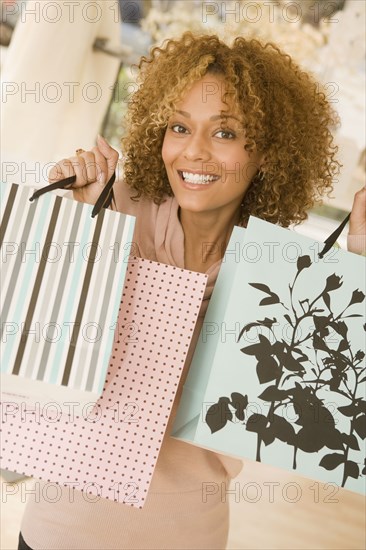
[1,0,365,238]
[1,1,365,549]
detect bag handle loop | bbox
[29,172,116,218]
[318,213,351,258]
[30,174,350,248]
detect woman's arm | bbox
[348,187,366,255]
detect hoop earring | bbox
[256,170,265,182]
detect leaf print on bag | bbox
[205,256,366,489]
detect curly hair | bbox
[121,32,340,226]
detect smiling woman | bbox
[161,73,263,272]
[162,74,262,215]
[122,33,341,229]
[18,31,365,550]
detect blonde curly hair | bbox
[121,32,340,226]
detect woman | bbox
[19,32,365,550]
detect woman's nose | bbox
[183,133,211,162]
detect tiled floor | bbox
[228,460,366,549]
[1,472,25,550]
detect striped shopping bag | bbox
[0,179,135,408]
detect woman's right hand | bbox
[48,135,119,205]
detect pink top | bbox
[21,182,243,550]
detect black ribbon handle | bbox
[30,175,350,251]
[318,212,351,259]
[29,172,116,218]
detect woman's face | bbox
[162,73,262,220]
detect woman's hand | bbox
[48,135,119,205]
[348,186,366,255]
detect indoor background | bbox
[1,1,365,548]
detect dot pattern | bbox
[0,258,207,508]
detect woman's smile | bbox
[178,169,220,187]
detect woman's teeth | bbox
[181,171,218,185]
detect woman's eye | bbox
[215,130,235,140]
[170,124,188,134]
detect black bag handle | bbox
[29,172,116,218]
[318,212,351,258]
[29,178,351,251]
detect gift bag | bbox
[172,216,366,494]
[0,181,135,408]
[1,257,207,508]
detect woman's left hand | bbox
[348,186,366,255]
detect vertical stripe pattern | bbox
[0,183,18,247]
[0,182,135,395]
[61,209,105,386]
[12,197,62,375]
[35,202,83,381]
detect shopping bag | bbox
[0,257,207,508]
[172,216,366,494]
[0,180,135,408]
